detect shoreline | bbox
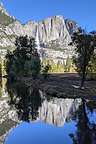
[18,73,96,98]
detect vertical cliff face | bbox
[4,15,72,46]
[38,16,71,44]
[36,16,75,61]
[38,98,81,127]
[0,3,80,62]
[23,21,37,37]
[6,20,37,37]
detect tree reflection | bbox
[70,99,96,144]
[7,81,43,122]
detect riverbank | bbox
[21,73,96,98]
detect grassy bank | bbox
[20,73,96,98]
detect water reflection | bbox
[5,121,77,144]
[7,80,81,125]
[4,80,80,144]
[38,98,81,127]
[0,80,96,144]
[70,99,96,144]
[7,81,43,122]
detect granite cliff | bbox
[0,3,79,63]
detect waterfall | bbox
[36,26,40,50]
[36,26,42,62]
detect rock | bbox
[38,98,81,126]
[0,99,18,144]
[0,4,79,62]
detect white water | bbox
[36,26,42,62]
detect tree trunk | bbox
[80,76,85,88]
[82,99,89,124]
[80,68,86,89]
[80,78,85,88]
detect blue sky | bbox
[1,0,96,31]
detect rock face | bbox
[0,3,79,62]
[38,98,81,127]
[65,19,79,35]
[0,3,15,26]
[0,99,18,144]
[38,16,71,43]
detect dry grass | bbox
[21,73,96,98]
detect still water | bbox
[5,121,77,144]
[0,80,96,144]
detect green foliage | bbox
[64,57,72,72]
[71,29,96,87]
[42,63,51,79]
[88,54,96,79]
[30,55,41,78]
[42,58,72,73]
[88,54,96,72]
[5,36,41,79]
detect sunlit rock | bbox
[38,98,81,127]
[0,4,79,63]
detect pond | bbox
[0,80,96,144]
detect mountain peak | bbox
[0,2,10,17]
[0,2,15,26]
